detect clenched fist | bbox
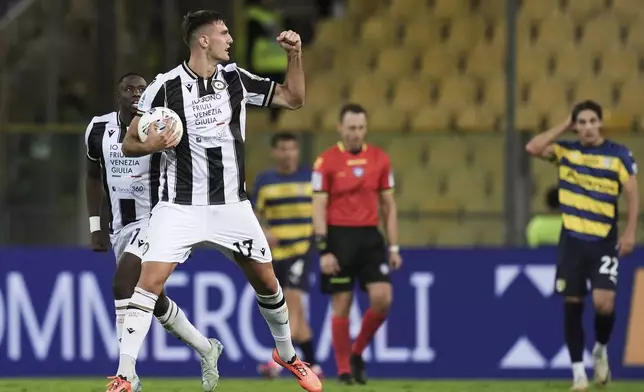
[276,30,301,54]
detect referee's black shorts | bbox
[320,226,390,294]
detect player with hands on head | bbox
[526,100,639,391]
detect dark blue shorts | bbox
[272,245,314,292]
[555,232,619,297]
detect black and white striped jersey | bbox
[85,112,163,233]
[136,61,276,206]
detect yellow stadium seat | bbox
[443,17,487,52]
[435,223,480,247]
[419,47,462,79]
[516,104,542,131]
[618,79,644,116]
[347,74,391,108]
[564,0,606,20]
[403,19,442,50]
[517,47,551,80]
[368,108,408,132]
[518,0,561,20]
[306,73,347,111]
[361,16,401,48]
[573,79,615,106]
[320,107,342,132]
[410,107,453,131]
[579,17,624,52]
[332,46,375,74]
[456,106,498,131]
[374,47,419,79]
[427,137,471,171]
[528,77,573,114]
[432,0,470,18]
[469,137,505,175]
[276,106,318,131]
[419,196,461,214]
[436,76,478,111]
[466,43,504,78]
[600,49,639,80]
[399,166,444,203]
[473,220,505,245]
[602,109,633,131]
[314,19,354,48]
[246,109,272,132]
[303,47,332,76]
[626,22,644,48]
[392,78,433,113]
[346,0,381,21]
[399,219,434,246]
[612,0,644,19]
[553,45,596,79]
[445,167,487,205]
[476,0,505,19]
[386,0,430,21]
[533,14,577,51]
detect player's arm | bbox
[525,117,572,161]
[311,156,330,249]
[622,175,638,236]
[121,117,150,157]
[84,119,107,251]
[271,31,304,110]
[619,152,638,256]
[379,191,399,249]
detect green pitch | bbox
[0,379,642,392]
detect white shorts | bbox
[109,219,149,262]
[141,200,272,264]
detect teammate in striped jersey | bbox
[86,73,217,392]
[107,10,321,392]
[526,100,639,391]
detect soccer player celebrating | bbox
[107,10,321,392]
[312,103,402,384]
[86,73,218,392]
[526,100,639,391]
[252,132,323,378]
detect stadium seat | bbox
[246,109,272,132]
[403,19,442,50]
[445,167,488,207]
[409,107,453,131]
[533,14,578,51]
[419,47,463,79]
[553,45,596,79]
[368,108,408,132]
[517,47,551,80]
[276,107,318,132]
[432,0,471,18]
[465,43,504,78]
[600,49,640,80]
[456,106,498,131]
[527,77,573,115]
[386,0,431,21]
[314,19,354,48]
[516,104,543,131]
[303,46,332,76]
[436,76,479,111]
[332,46,375,74]
[625,22,644,48]
[475,0,505,19]
[435,223,478,247]
[386,138,428,171]
[616,79,644,117]
[418,195,461,214]
[470,137,505,175]
[374,47,419,79]
[346,0,381,21]
[392,78,433,113]
[518,0,562,21]
[361,16,401,48]
[427,137,471,171]
[573,79,616,107]
[443,17,487,52]
[602,109,632,131]
[306,73,347,111]
[398,219,433,246]
[612,0,644,19]
[347,74,391,109]
[579,17,625,52]
[563,0,606,20]
[320,107,342,132]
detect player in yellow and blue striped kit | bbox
[252,132,323,378]
[526,100,639,391]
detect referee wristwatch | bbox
[388,245,400,253]
[315,234,330,255]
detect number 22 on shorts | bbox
[599,255,619,283]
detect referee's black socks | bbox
[564,301,585,363]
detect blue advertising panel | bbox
[0,248,643,378]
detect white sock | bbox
[116,288,158,380]
[157,296,212,357]
[256,284,297,362]
[115,299,130,348]
[593,342,607,357]
[572,362,587,380]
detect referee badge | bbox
[212,80,227,91]
[353,167,364,178]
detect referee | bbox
[312,103,402,385]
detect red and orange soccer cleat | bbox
[272,348,323,392]
[106,376,132,392]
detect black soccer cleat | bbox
[338,373,353,385]
[350,353,367,385]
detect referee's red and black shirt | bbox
[312,142,394,227]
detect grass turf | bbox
[0,379,641,392]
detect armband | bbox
[315,234,330,255]
[89,216,101,233]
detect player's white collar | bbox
[182,61,218,80]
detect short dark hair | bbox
[117,72,145,85]
[571,100,603,122]
[271,131,299,147]
[339,103,367,122]
[182,10,225,46]
[545,186,559,210]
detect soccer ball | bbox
[138,107,183,143]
